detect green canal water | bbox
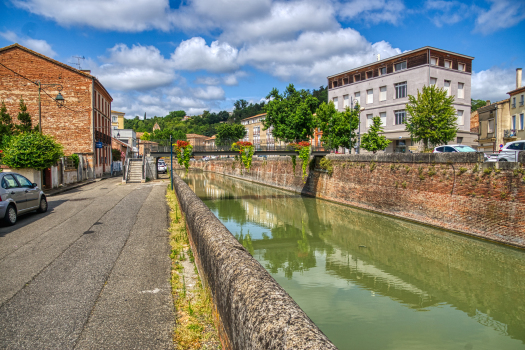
[180,170,525,350]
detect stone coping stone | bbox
[172,173,337,350]
[326,152,485,163]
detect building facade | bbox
[240,113,275,147]
[476,99,511,153]
[327,46,476,153]
[507,68,525,142]
[0,44,113,177]
[111,110,125,129]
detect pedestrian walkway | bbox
[0,178,174,349]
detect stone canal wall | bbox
[171,173,338,350]
[190,152,525,249]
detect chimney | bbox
[486,100,491,106]
[80,70,91,74]
[517,68,522,89]
[376,54,380,61]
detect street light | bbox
[37,82,65,133]
[349,99,364,154]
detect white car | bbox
[433,144,489,161]
[157,160,167,174]
[496,140,525,162]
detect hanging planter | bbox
[174,140,193,172]
[232,141,255,170]
[289,141,311,182]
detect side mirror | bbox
[32,183,38,188]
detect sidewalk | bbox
[44,176,111,197]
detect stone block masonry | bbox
[192,152,525,249]
[171,173,338,350]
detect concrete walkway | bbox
[0,178,174,349]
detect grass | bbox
[166,190,221,350]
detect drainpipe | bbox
[494,103,498,153]
[92,77,96,179]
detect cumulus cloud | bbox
[191,86,225,100]
[472,67,517,102]
[11,0,171,32]
[337,0,406,25]
[424,0,471,27]
[0,31,57,57]
[170,38,239,73]
[474,0,525,35]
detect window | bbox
[394,61,406,71]
[333,97,338,109]
[343,95,349,108]
[366,89,373,104]
[366,71,373,79]
[512,115,516,130]
[458,83,464,99]
[507,142,524,150]
[343,77,349,85]
[457,137,463,144]
[379,86,387,101]
[355,92,361,105]
[444,60,452,68]
[354,74,360,82]
[521,95,524,106]
[394,82,407,99]
[430,77,437,86]
[366,114,373,127]
[444,146,456,152]
[13,174,32,188]
[394,110,406,125]
[488,119,494,133]
[3,174,19,189]
[521,114,524,130]
[457,110,464,125]
[430,57,438,65]
[112,116,117,123]
[380,112,386,126]
[379,67,387,75]
[458,63,465,71]
[332,80,338,88]
[512,97,516,108]
[444,80,451,96]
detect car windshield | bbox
[454,146,476,152]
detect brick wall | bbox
[190,153,525,249]
[0,45,113,177]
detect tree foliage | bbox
[231,99,266,123]
[405,85,458,151]
[140,131,151,140]
[216,123,247,145]
[16,98,37,133]
[361,116,391,153]
[315,101,359,151]
[471,98,487,112]
[263,84,318,142]
[0,101,15,147]
[2,133,63,170]
[309,86,328,105]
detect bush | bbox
[70,154,80,168]
[2,133,63,170]
[111,149,121,162]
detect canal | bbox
[180,170,525,350]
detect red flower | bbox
[176,140,190,148]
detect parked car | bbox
[495,140,525,162]
[433,144,489,161]
[157,160,167,174]
[0,172,47,226]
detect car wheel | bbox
[36,196,48,213]
[499,159,508,162]
[4,205,17,226]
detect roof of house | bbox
[477,99,510,113]
[507,86,525,96]
[205,135,216,141]
[0,43,113,101]
[186,133,208,139]
[242,113,267,121]
[112,137,130,148]
[111,110,126,115]
[327,46,474,79]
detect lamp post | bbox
[37,82,65,133]
[350,99,364,154]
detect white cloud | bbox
[337,0,406,25]
[170,38,239,73]
[191,86,225,100]
[472,67,516,102]
[12,0,171,32]
[474,0,525,35]
[238,29,401,84]
[0,31,57,57]
[424,0,471,27]
[194,76,221,85]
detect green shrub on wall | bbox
[2,133,63,170]
[70,153,80,168]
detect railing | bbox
[504,129,517,138]
[141,155,146,182]
[123,158,130,182]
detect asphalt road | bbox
[0,178,174,349]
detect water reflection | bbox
[180,171,525,349]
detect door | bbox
[13,174,40,209]
[2,174,27,210]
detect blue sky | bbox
[1,0,524,118]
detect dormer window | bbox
[394,61,407,71]
[379,67,387,75]
[458,63,465,71]
[430,57,438,65]
[444,60,452,68]
[366,71,373,79]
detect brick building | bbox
[0,43,113,178]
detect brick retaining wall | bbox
[171,173,338,350]
[190,152,525,249]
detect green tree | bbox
[140,131,151,140]
[471,98,487,112]
[216,123,246,145]
[0,101,15,147]
[311,85,328,105]
[16,98,36,133]
[361,116,391,153]
[3,133,63,170]
[315,101,359,151]
[263,84,318,142]
[405,85,458,151]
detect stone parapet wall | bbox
[191,152,525,249]
[171,173,338,350]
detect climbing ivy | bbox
[289,141,311,182]
[232,141,254,170]
[174,140,193,172]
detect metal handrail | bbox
[123,158,130,182]
[141,155,146,182]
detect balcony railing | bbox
[504,129,517,138]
